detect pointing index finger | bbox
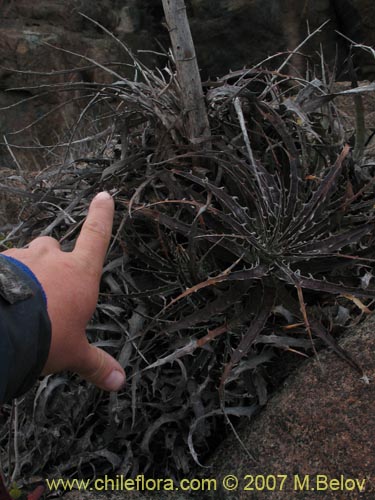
[73,192,115,273]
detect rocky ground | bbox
[60,315,375,499]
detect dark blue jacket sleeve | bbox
[0,255,51,405]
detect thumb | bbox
[76,344,126,391]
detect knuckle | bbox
[77,346,105,380]
[31,236,60,251]
[84,220,108,238]
[74,253,101,279]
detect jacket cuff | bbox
[1,254,47,305]
[0,255,51,404]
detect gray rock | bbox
[201,316,375,499]
[61,317,375,500]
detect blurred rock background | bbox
[0,0,375,169]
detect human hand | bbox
[2,191,125,392]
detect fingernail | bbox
[104,370,126,391]
[94,191,112,201]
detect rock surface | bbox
[0,1,123,168]
[61,316,375,500]
[1,0,375,169]
[202,316,375,500]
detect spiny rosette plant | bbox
[123,80,375,372]
[115,71,375,467]
[1,46,375,479]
